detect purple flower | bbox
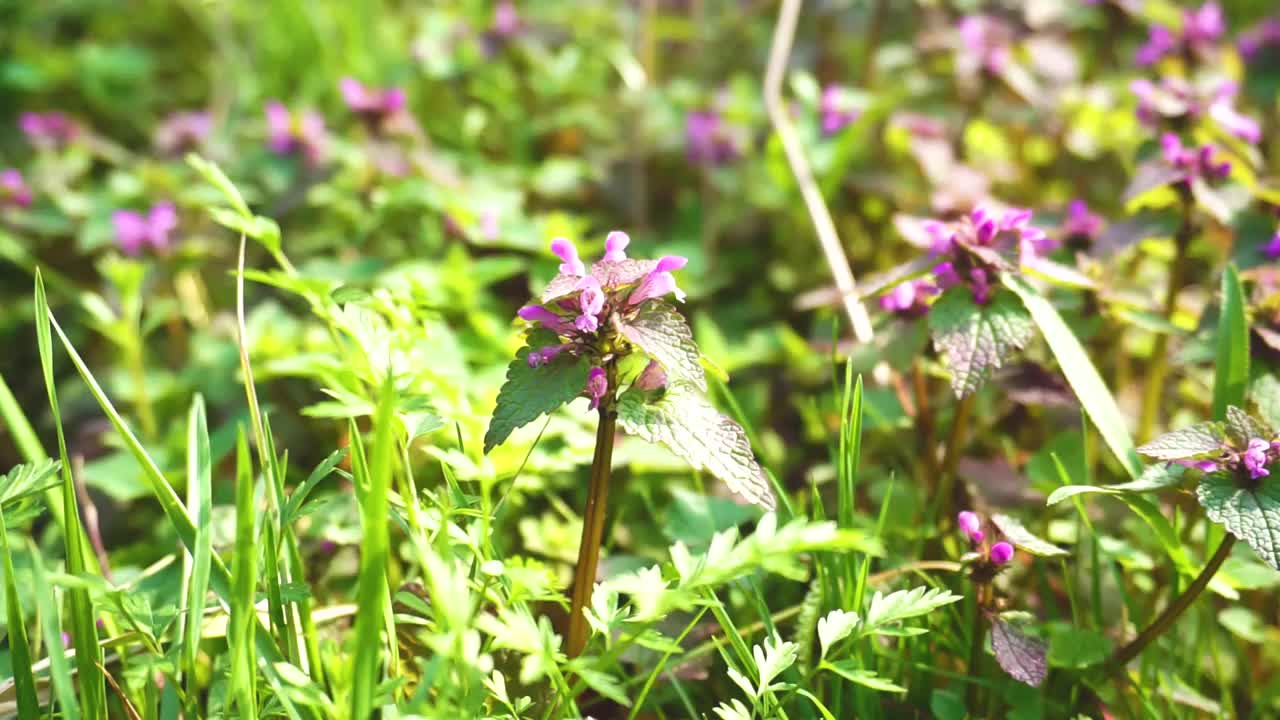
[686,111,738,166]
[518,305,574,335]
[957,15,1012,75]
[493,0,521,37]
[154,111,212,154]
[60,632,72,648]
[339,77,406,125]
[19,112,77,147]
[603,231,630,262]
[575,277,606,333]
[819,85,860,136]
[1239,17,1280,59]
[627,256,688,306]
[1161,133,1231,181]
[1244,437,1271,480]
[634,359,668,391]
[113,202,178,255]
[1175,458,1220,472]
[1063,199,1103,241]
[265,101,327,166]
[989,542,1015,565]
[586,367,608,410]
[551,237,586,276]
[957,511,984,544]
[1263,231,1280,260]
[527,343,569,368]
[1135,25,1176,65]
[879,278,939,317]
[1,169,32,208]
[1183,2,1224,51]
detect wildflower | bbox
[957,511,984,544]
[492,0,521,37]
[1243,438,1271,480]
[0,169,32,208]
[819,85,860,135]
[1062,199,1103,241]
[113,202,178,256]
[339,78,406,126]
[879,278,939,317]
[1135,2,1224,65]
[1239,17,1280,60]
[1175,458,1220,472]
[19,111,77,147]
[957,510,1015,566]
[989,542,1015,565]
[686,110,738,166]
[265,101,327,166]
[1131,78,1260,144]
[957,14,1013,76]
[586,368,608,410]
[479,211,501,241]
[517,233,691,407]
[1160,133,1231,181]
[1208,83,1261,144]
[154,111,212,154]
[1262,231,1280,260]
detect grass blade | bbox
[0,504,39,716]
[350,375,397,718]
[29,539,80,720]
[1212,264,1248,420]
[35,271,105,718]
[183,395,214,712]
[229,428,259,720]
[1005,275,1143,479]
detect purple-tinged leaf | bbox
[990,617,1048,687]
[619,301,705,391]
[541,258,661,302]
[1123,161,1185,205]
[1137,422,1227,460]
[1224,406,1273,447]
[928,288,1035,398]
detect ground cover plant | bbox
[1,0,1280,717]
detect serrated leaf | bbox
[816,608,860,659]
[1046,463,1186,506]
[991,514,1069,557]
[1137,422,1227,461]
[929,288,1035,397]
[619,301,705,390]
[1224,406,1272,446]
[617,384,774,509]
[862,586,962,636]
[821,661,907,693]
[0,459,61,508]
[991,617,1048,687]
[541,258,660,302]
[483,330,591,453]
[1197,473,1280,571]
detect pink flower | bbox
[627,256,688,306]
[264,101,327,166]
[19,112,77,147]
[957,511,984,544]
[493,0,521,37]
[339,78,406,126]
[1262,231,1280,260]
[603,231,630,262]
[518,305,574,335]
[819,85,860,135]
[575,276,606,333]
[585,367,608,410]
[1243,437,1271,480]
[957,15,1012,75]
[989,542,1015,565]
[527,344,569,368]
[1063,199,1103,240]
[154,111,212,154]
[550,237,586,276]
[113,202,178,255]
[1136,25,1176,65]
[0,169,32,208]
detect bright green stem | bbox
[126,334,157,440]
[1108,535,1235,670]
[567,401,618,658]
[1138,190,1194,442]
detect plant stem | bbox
[1107,535,1235,670]
[1138,188,1195,442]
[965,589,986,711]
[931,392,975,526]
[567,403,618,658]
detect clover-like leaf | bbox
[1137,421,1227,461]
[1224,406,1274,447]
[1197,473,1280,571]
[991,513,1069,557]
[928,288,1035,398]
[990,616,1048,687]
[483,330,592,453]
[617,383,774,509]
[619,301,705,391]
[541,258,661,302]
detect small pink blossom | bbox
[628,256,688,306]
[264,101,327,166]
[603,231,630,262]
[551,237,586,276]
[113,202,178,255]
[154,111,212,154]
[586,367,608,410]
[989,542,1015,565]
[0,169,32,208]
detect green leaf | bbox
[1224,406,1272,446]
[618,384,774,509]
[1046,463,1186,506]
[1213,265,1250,420]
[0,505,38,717]
[483,330,592,453]
[1138,422,1227,461]
[571,667,631,707]
[0,458,61,508]
[992,514,1069,557]
[861,586,962,636]
[821,661,906,693]
[1197,473,1280,571]
[1047,627,1113,668]
[183,396,213,710]
[1218,606,1267,643]
[1005,275,1143,479]
[928,288,1035,397]
[619,301,706,391]
[990,617,1048,687]
[1252,374,1280,430]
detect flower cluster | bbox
[819,85,860,136]
[113,202,178,256]
[265,101,328,166]
[1061,199,1103,243]
[1160,132,1231,182]
[958,511,1014,566]
[1176,435,1277,480]
[956,14,1013,76]
[0,169,32,209]
[686,110,739,167]
[882,206,1050,314]
[340,77,407,127]
[1136,2,1223,66]
[19,111,77,148]
[154,111,213,155]
[517,232,688,408]
[1130,77,1260,144]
